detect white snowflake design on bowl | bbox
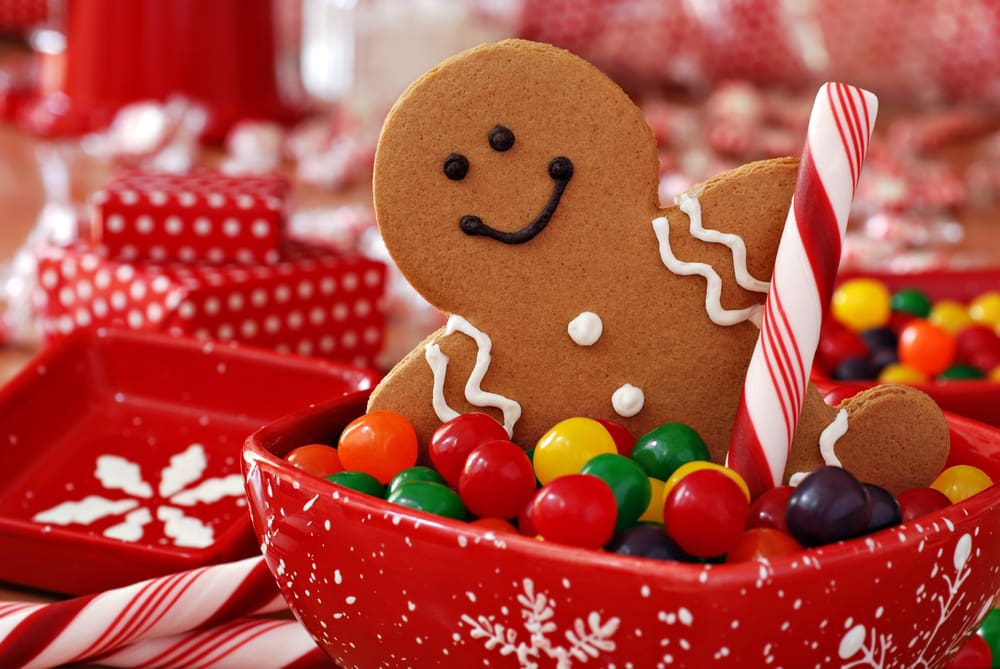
[461,578,620,669]
[32,443,245,548]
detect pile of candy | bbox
[819,278,1000,383]
[282,410,992,564]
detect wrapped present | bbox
[90,170,290,265]
[35,240,386,369]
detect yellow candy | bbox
[928,300,973,334]
[931,465,994,504]
[969,291,1000,328]
[831,279,891,331]
[991,366,1000,382]
[662,460,750,505]
[533,417,617,485]
[878,362,929,384]
[638,477,665,524]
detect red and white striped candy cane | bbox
[726,82,878,498]
[0,556,285,668]
[88,617,334,669]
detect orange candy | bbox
[285,443,343,478]
[337,410,418,484]
[898,320,956,376]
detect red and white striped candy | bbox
[88,618,334,669]
[726,82,878,498]
[0,556,284,668]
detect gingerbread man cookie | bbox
[368,39,949,493]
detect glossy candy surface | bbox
[386,480,467,521]
[726,528,802,563]
[387,465,446,496]
[429,413,509,487]
[337,410,418,484]
[326,470,385,497]
[530,474,617,548]
[630,422,710,480]
[580,453,652,532]
[896,487,953,522]
[932,465,994,503]
[831,278,891,331]
[533,418,617,485]
[606,524,690,561]
[863,483,902,533]
[785,467,871,547]
[458,440,536,520]
[663,468,748,558]
[899,320,956,376]
[284,443,342,478]
[745,485,794,533]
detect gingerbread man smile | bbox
[446,125,573,245]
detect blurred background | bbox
[0,0,998,376]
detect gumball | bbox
[938,364,986,381]
[954,325,1000,365]
[638,477,665,524]
[969,291,1000,328]
[530,474,617,549]
[817,322,868,371]
[326,470,385,497]
[832,355,876,381]
[745,485,794,532]
[469,517,519,534]
[859,326,897,352]
[337,410,418,484]
[595,418,636,456]
[928,300,973,334]
[429,413,509,487]
[971,349,1000,376]
[630,422,710,480]
[898,320,956,376]
[517,496,538,537]
[878,362,928,384]
[931,465,994,503]
[785,467,871,547]
[863,483,902,533]
[663,460,750,503]
[726,528,802,563]
[991,366,1000,382]
[459,440,536,520]
[581,453,652,531]
[977,608,1000,666]
[533,417,617,485]
[896,487,952,522]
[285,443,342,478]
[386,480,467,520]
[890,288,931,318]
[606,524,692,561]
[944,632,992,669]
[831,278,891,331]
[388,465,446,496]
[663,468,748,558]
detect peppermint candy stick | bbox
[726,82,878,498]
[88,618,333,669]
[0,556,284,668]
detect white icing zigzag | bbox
[424,315,522,436]
[788,408,849,485]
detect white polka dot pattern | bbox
[35,239,388,369]
[91,169,290,265]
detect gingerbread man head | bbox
[369,39,949,493]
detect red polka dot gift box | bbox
[89,169,290,265]
[35,240,387,369]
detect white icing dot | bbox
[568,311,603,346]
[612,384,645,417]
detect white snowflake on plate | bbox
[461,578,620,669]
[838,533,990,669]
[32,443,245,548]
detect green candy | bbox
[890,288,932,318]
[581,453,652,532]
[387,481,467,520]
[978,607,1000,666]
[326,471,385,497]
[938,363,986,381]
[387,466,446,496]
[630,422,710,480]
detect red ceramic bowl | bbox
[244,393,1000,669]
[0,327,378,595]
[818,269,1000,427]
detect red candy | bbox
[817,321,868,371]
[726,527,802,563]
[458,440,537,520]
[945,633,993,669]
[896,487,952,522]
[664,469,748,558]
[530,475,617,549]
[429,413,509,488]
[745,485,794,533]
[595,418,636,456]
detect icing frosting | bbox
[424,315,522,436]
[788,409,849,485]
[612,383,645,417]
[568,311,603,346]
[675,191,770,294]
[651,216,763,326]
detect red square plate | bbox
[0,327,378,595]
[816,269,1000,427]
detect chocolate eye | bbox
[488,126,515,152]
[443,153,469,181]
